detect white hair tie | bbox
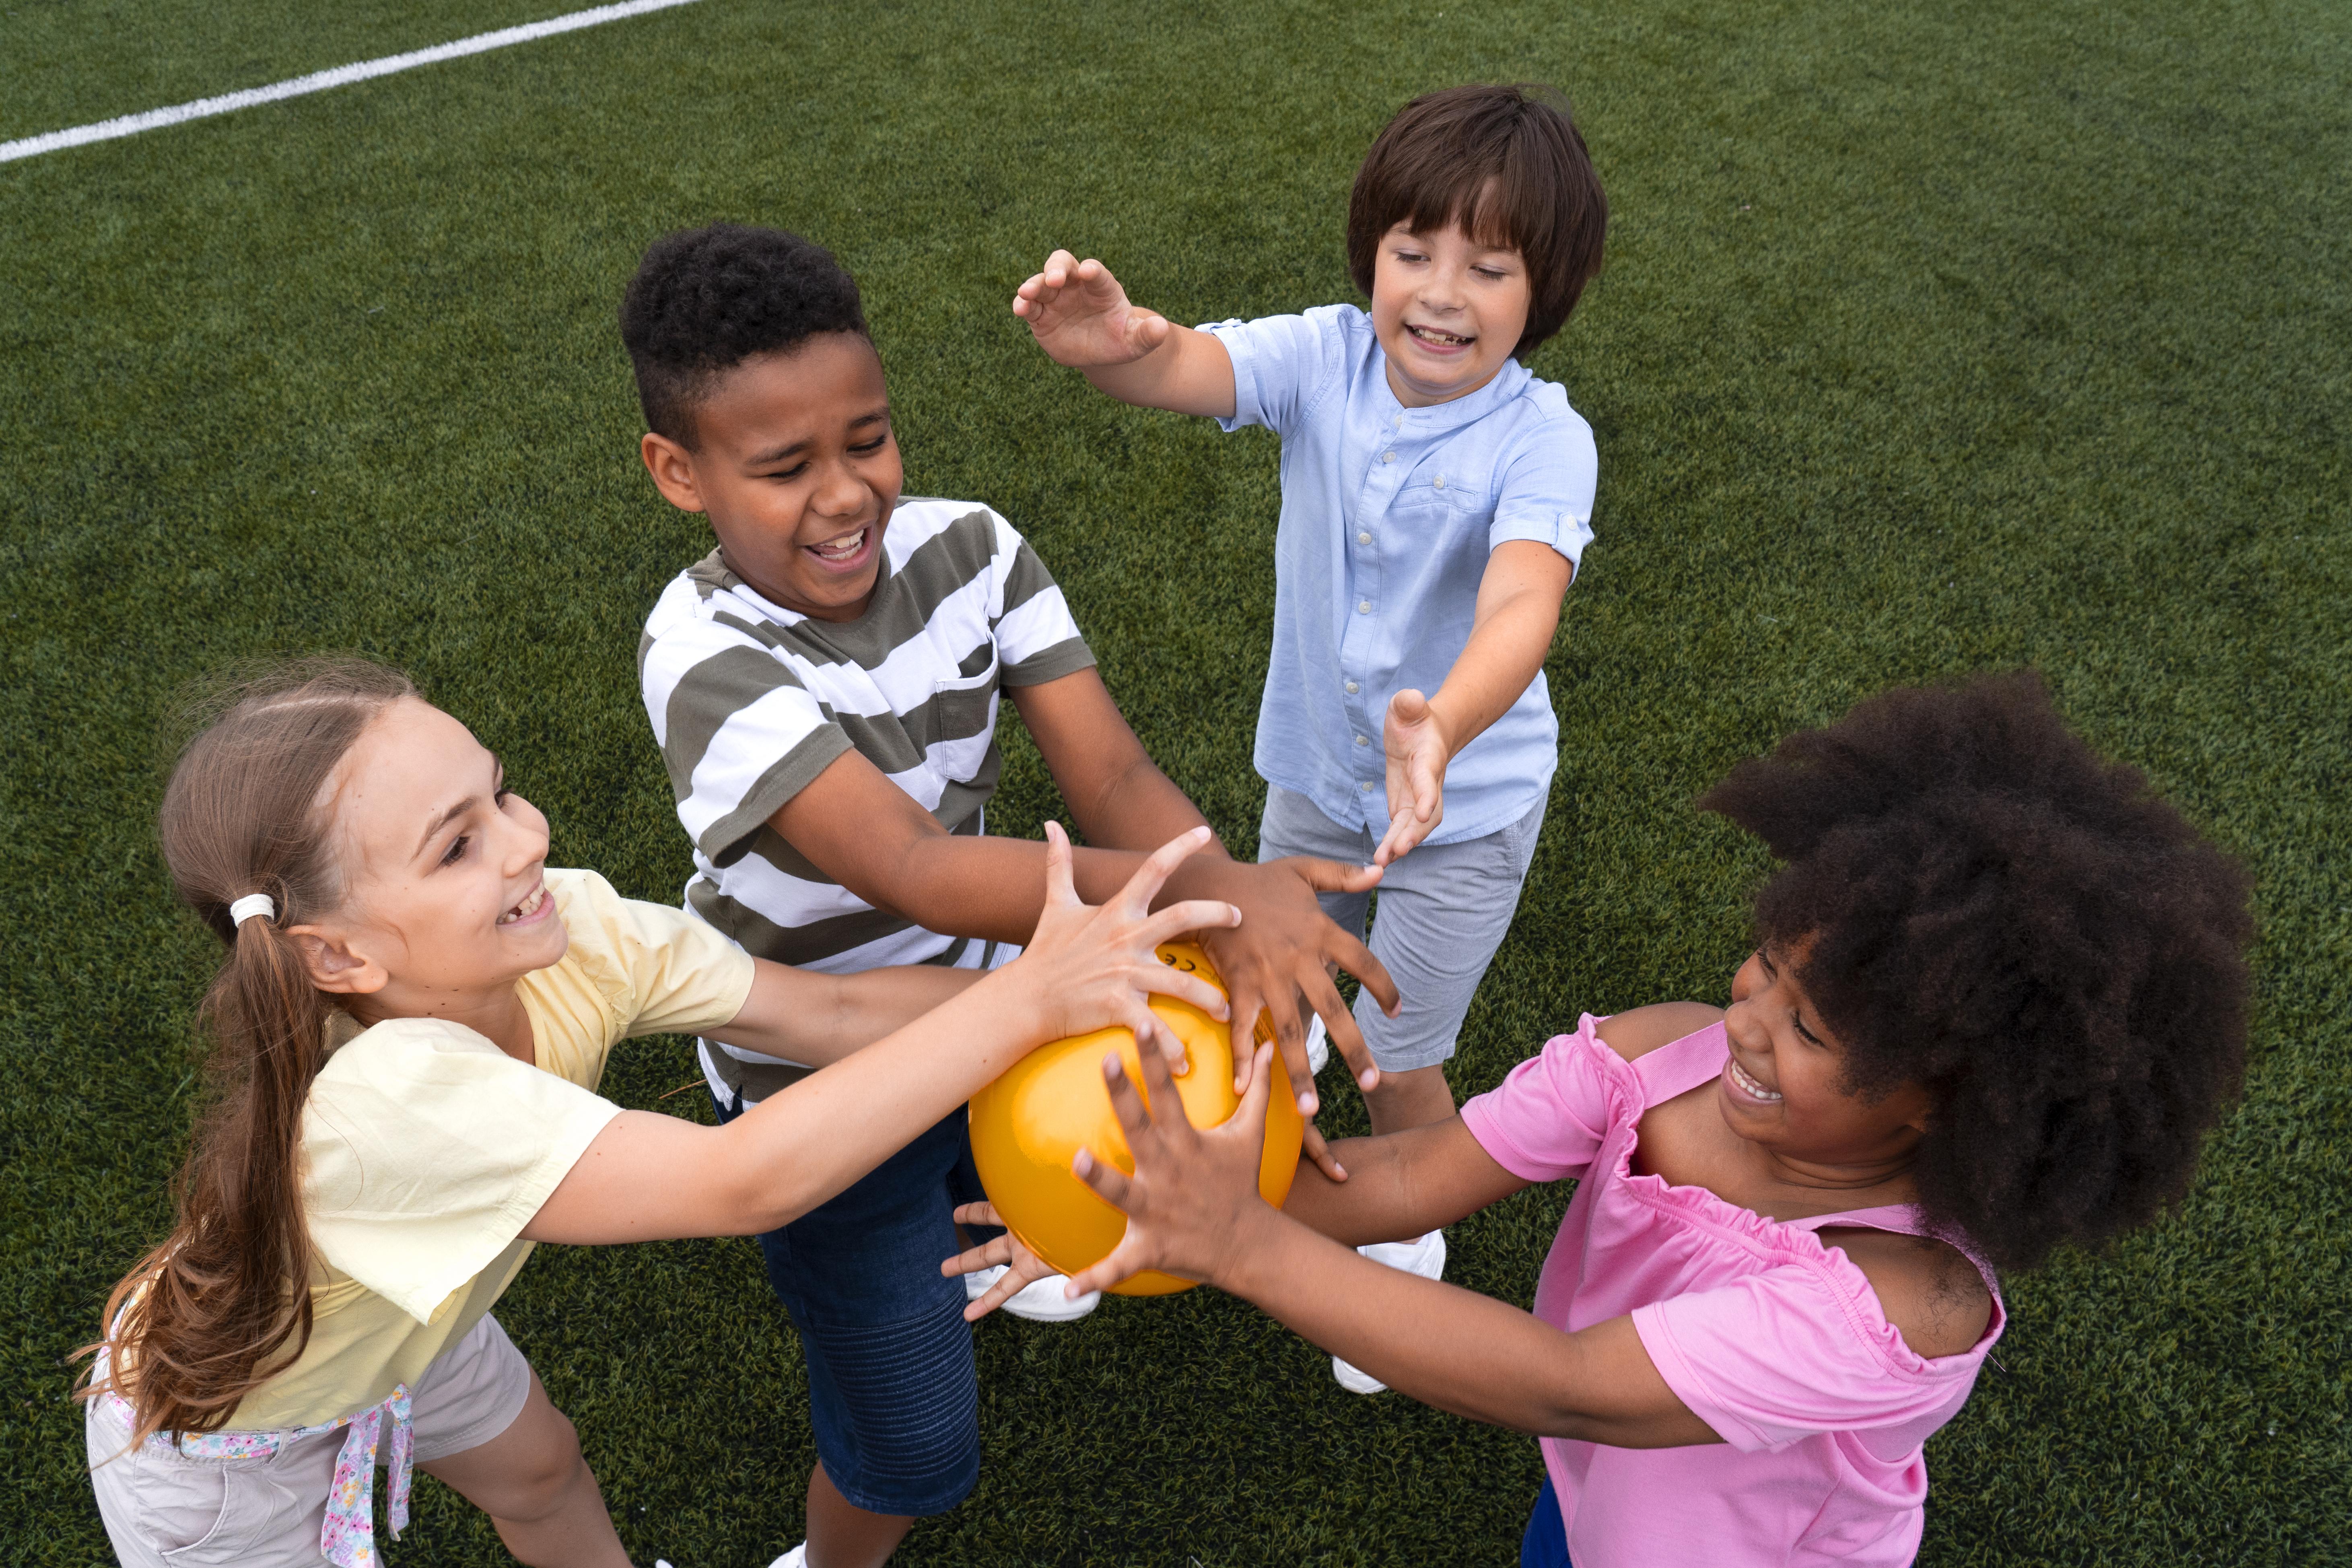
[229,894,276,928]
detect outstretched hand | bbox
[1062,1040,1289,1296]
[1374,688,1451,866]
[940,1201,1061,1322]
[1012,250,1172,368]
[1011,822,1240,1070]
[1189,856,1400,1117]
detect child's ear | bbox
[640,432,708,514]
[285,924,391,997]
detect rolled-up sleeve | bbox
[1487,405,1598,567]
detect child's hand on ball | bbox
[1063,1042,1287,1296]
[1189,857,1400,1113]
[1013,250,1172,368]
[1010,822,1238,1070]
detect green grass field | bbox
[3,1,2347,1563]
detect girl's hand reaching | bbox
[1012,251,1172,367]
[1062,1040,1288,1296]
[1004,821,1238,1070]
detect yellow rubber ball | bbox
[969,939,1305,1296]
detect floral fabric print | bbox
[105,1383,414,1568]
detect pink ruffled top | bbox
[1459,1016,2004,1568]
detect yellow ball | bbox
[968,939,1305,1296]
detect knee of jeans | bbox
[823,1309,979,1487]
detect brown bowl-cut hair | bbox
[1346,84,1608,361]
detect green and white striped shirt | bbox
[637,499,1096,1102]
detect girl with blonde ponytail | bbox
[81,658,1238,1568]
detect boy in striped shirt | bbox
[621,225,1397,1568]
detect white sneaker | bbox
[1304,1012,1330,1077]
[963,1264,1101,1322]
[1333,1229,1446,1395]
[765,1546,805,1568]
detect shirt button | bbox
[1355,734,1368,747]
[1345,680,1359,694]
[1382,451,1395,463]
[1361,780,1375,791]
[1357,530,1372,544]
[1357,599,1371,614]
[1434,475,1447,490]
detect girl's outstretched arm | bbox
[941,1119,1524,1322]
[521,825,1239,1245]
[1278,1115,1530,1245]
[1065,1044,1722,1450]
[704,958,982,1067]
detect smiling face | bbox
[1718,946,1932,1170]
[1368,217,1532,408]
[638,331,903,622]
[291,698,566,1014]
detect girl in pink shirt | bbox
[954,671,2253,1566]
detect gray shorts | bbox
[1258,783,1546,1073]
[87,1311,532,1567]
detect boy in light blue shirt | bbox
[1013,83,1606,1389]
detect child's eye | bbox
[494,786,512,807]
[767,462,809,482]
[441,834,470,867]
[851,436,890,455]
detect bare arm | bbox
[1277,1115,1531,1247]
[1376,539,1576,864]
[701,957,981,1067]
[523,827,1238,1244]
[770,691,1400,1113]
[1011,251,1237,417]
[769,745,1150,941]
[1067,1044,1721,1447]
[1009,669,1400,1114]
[1009,668,1219,855]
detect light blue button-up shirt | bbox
[1204,304,1596,845]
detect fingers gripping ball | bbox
[969,940,1305,1295]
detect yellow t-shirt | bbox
[223,868,754,1430]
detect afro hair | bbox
[1698,671,2254,1274]
[618,223,867,448]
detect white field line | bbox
[0,0,705,165]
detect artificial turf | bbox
[2,0,2346,1563]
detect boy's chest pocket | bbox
[924,677,999,749]
[1387,471,1493,531]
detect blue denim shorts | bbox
[713,1093,989,1516]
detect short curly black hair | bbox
[1698,671,2253,1275]
[618,224,867,448]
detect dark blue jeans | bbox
[713,1092,990,1516]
